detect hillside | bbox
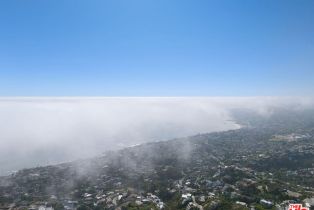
[1,108,314,210]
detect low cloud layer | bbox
[0,97,313,175]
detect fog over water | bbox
[0,97,313,175]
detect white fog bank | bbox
[0,97,313,175]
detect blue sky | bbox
[0,0,313,96]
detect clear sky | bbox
[0,0,313,96]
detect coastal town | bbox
[1,109,314,210]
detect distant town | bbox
[1,108,314,210]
